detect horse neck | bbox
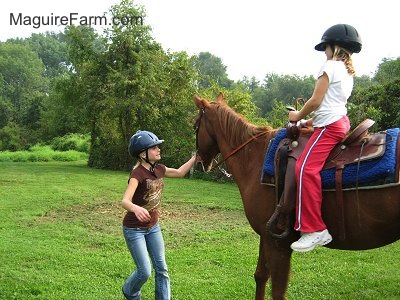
[213,111,254,156]
[212,109,276,179]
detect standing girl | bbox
[121,130,196,299]
[288,24,362,252]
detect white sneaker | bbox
[291,229,332,252]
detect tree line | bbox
[1,0,399,170]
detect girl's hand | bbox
[288,111,301,122]
[133,206,151,222]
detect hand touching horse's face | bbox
[194,95,220,171]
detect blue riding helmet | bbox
[128,130,164,157]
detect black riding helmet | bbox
[314,24,362,54]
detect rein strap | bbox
[210,131,267,172]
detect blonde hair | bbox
[332,46,356,76]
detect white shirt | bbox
[312,60,353,127]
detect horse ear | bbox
[194,95,209,109]
[216,92,225,103]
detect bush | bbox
[51,133,90,153]
[0,122,29,151]
[0,145,88,162]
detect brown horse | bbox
[193,93,400,300]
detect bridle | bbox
[194,107,215,173]
[195,105,267,175]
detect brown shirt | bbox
[122,164,166,228]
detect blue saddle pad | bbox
[262,128,287,177]
[262,128,399,188]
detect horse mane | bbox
[212,101,274,146]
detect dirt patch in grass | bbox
[35,200,247,235]
[35,200,123,233]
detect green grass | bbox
[0,161,399,300]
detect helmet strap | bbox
[144,149,157,177]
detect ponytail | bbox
[333,46,356,76]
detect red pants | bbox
[294,116,350,232]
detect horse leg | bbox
[266,239,293,300]
[254,237,269,300]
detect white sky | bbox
[1,0,399,81]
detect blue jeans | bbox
[122,223,170,300]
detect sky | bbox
[1,0,399,82]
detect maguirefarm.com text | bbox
[9,13,143,29]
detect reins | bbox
[208,131,267,172]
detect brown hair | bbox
[332,46,356,76]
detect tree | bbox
[373,57,400,84]
[348,58,400,131]
[28,32,69,80]
[354,74,373,91]
[3,32,76,142]
[0,41,47,149]
[194,52,233,89]
[198,81,265,125]
[349,79,400,131]
[251,73,315,117]
[265,99,289,128]
[40,72,90,139]
[62,0,197,170]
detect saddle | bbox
[287,118,384,173]
[266,119,392,240]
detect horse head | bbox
[193,93,225,171]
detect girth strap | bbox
[335,161,346,240]
[276,141,289,203]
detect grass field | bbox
[0,161,399,300]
